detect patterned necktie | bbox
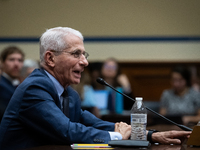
[62,90,69,117]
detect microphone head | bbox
[96,78,107,85]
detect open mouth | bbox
[74,70,81,74]
[73,70,81,78]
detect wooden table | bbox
[25,124,197,150]
[26,144,200,150]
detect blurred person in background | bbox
[101,58,134,114]
[80,62,104,118]
[88,62,104,91]
[20,59,39,82]
[0,46,24,121]
[0,61,2,75]
[74,59,134,117]
[189,65,200,92]
[71,68,101,118]
[159,65,200,125]
[72,62,104,118]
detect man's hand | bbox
[115,122,131,140]
[151,130,191,144]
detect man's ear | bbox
[44,51,55,68]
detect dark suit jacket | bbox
[0,75,17,122]
[0,69,115,150]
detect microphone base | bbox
[108,140,150,147]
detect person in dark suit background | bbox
[20,59,40,82]
[0,46,24,122]
[0,27,191,150]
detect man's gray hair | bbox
[40,27,83,63]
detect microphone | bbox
[96,77,192,131]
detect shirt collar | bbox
[2,72,20,86]
[44,70,64,97]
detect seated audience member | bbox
[0,27,191,150]
[159,65,200,125]
[189,66,200,92]
[0,61,2,75]
[81,62,105,118]
[101,58,134,113]
[0,46,24,122]
[72,62,107,118]
[72,69,101,118]
[88,62,104,90]
[20,59,39,82]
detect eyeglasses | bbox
[63,50,89,59]
[50,50,89,59]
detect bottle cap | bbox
[135,97,143,101]
[197,121,200,126]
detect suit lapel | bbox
[39,68,62,110]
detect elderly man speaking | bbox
[0,27,191,150]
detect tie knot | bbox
[62,90,68,97]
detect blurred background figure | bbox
[159,65,200,126]
[20,59,40,82]
[189,65,200,92]
[72,59,134,118]
[100,58,134,114]
[0,46,24,122]
[71,62,103,118]
[0,61,2,75]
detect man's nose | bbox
[80,55,88,67]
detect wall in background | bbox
[0,41,200,62]
[1,0,200,101]
[0,0,200,62]
[0,0,200,36]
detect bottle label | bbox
[131,114,147,123]
[131,114,147,140]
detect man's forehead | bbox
[7,53,23,58]
[5,53,23,61]
[65,35,85,50]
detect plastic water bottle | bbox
[197,121,200,126]
[130,97,147,140]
